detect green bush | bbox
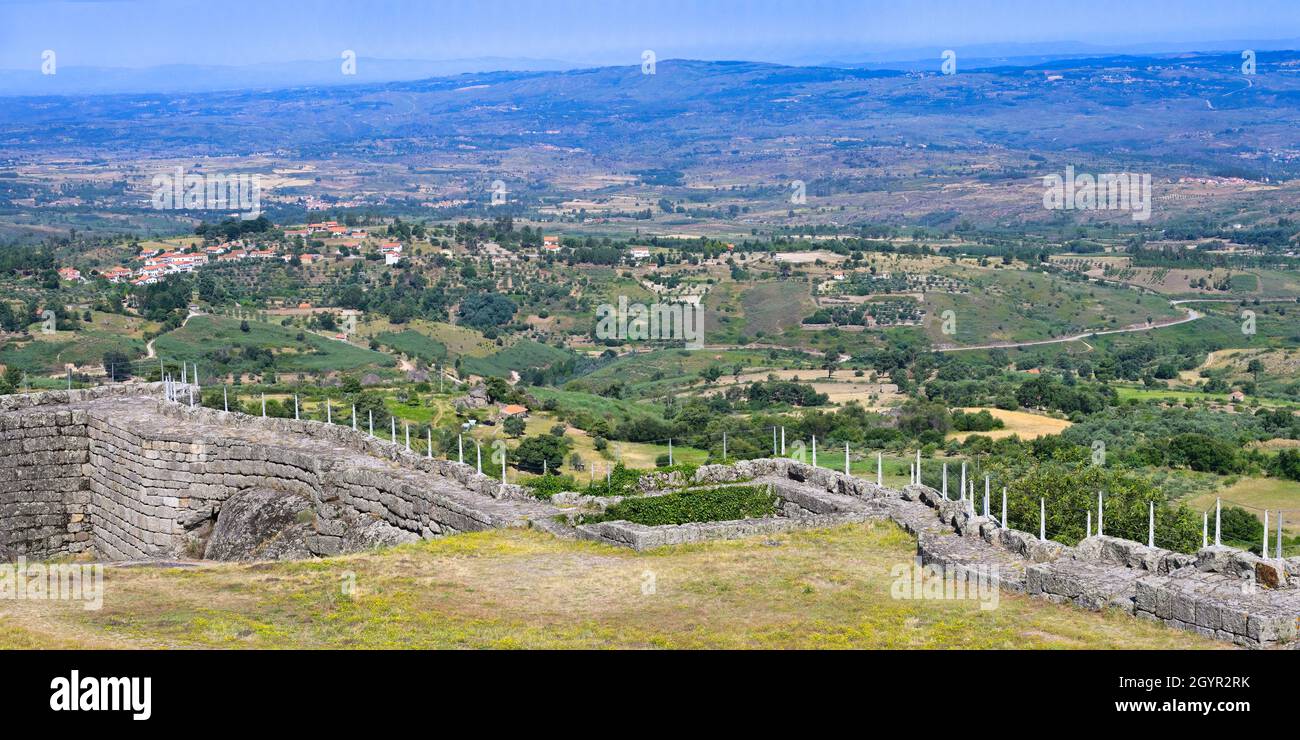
[584,485,778,526]
[522,474,579,500]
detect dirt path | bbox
[146,310,201,359]
[936,307,1202,353]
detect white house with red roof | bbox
[102,266,133,283]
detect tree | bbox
[503,415,526,437]
[1220,507,1263,548]
[0,365,21,394]
[699,365,723,384]
[1246,358,1265,383]
[102,350,132,381]
[1165,433,1242,474]
[513,434,568,473]
[897,400,952,438]
[458,293,516,330]
[992,458,1201,553]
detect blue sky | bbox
[2,0,1299,69]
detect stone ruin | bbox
[0,383,560,562]
[2,383,1297,647]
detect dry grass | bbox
[948,408,1073,441]
[1186,477,1300,536]
[0,524,1219,650]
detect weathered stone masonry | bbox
[0,384,559,561]
[576,457,1300,648]
[4,385,1298,647]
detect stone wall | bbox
[0,408,92,558]
[0,385,559,561]
[576,457,1300,648]
[4,384,1298,646]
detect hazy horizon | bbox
[3,0,1299,71]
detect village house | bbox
[101,266,133,283]
[499,404,528,420]
[378,242,403,266]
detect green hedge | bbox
[584,485,777,526]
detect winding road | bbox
[936,296,1297,353]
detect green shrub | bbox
[522,474,579,500]
[583,485,778,526]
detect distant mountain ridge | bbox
[3,51,1299,183]
[4,37,1300,96]
[0,56,586,96]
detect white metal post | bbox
[1263,510,1269,557]
[1040,498,1046,541]
[1215,498,1221,546]
[1148,501,1155,548]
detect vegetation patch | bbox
[581,484,778,526]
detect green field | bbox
[573,347,773,398]
[152,316,395,377]
[924,267,1180,346]
[459,339,573,378]
[528,386,664,425]
[0,311,156,376]
[374,329,448,363]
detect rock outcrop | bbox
[202,487,417,561]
